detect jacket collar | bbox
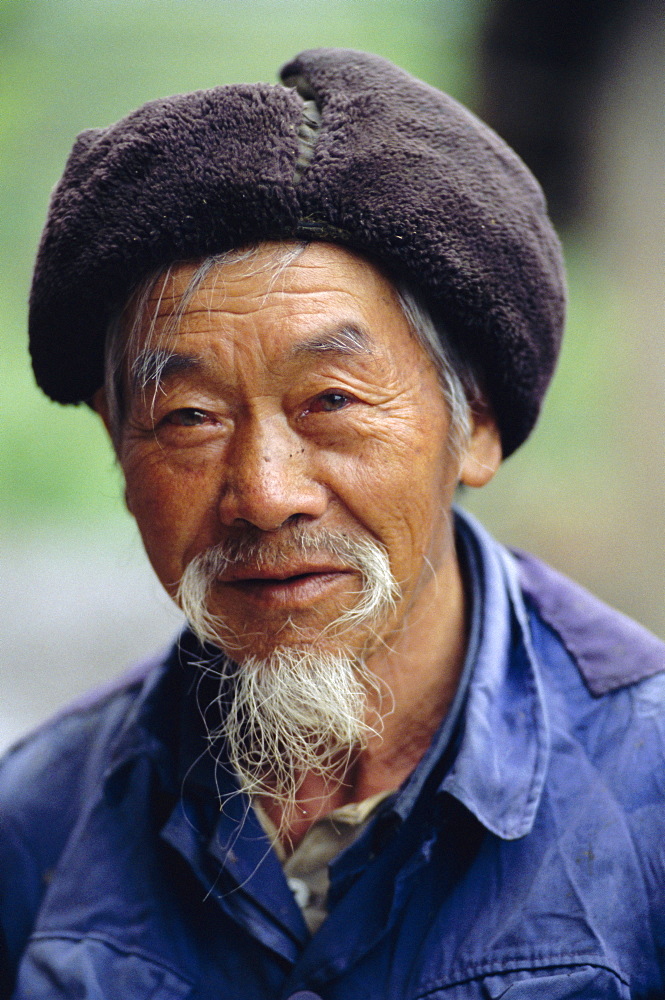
[438,509,550,840]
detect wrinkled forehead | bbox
[144,244,308,318]
[119,241,409,365]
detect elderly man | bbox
[2,49,664,1000]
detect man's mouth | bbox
[217,564,357,609]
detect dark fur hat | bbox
[29,48,566,457]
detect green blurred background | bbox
[2,0,663,745]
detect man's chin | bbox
[197,607,373,663]
[215,633,363,666]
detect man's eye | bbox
[306,392,353,413]
[162,408,209,427]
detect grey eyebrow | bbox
[130,348,203,393]
[129,324,373,394]
[289,325,373,359]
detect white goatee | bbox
[177,526,398,827]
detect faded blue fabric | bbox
[1,510,664,999]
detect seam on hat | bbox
[293,97,322,183]
[283,73,322,183]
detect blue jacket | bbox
[1,512,664,999]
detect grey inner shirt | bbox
[255,792,394,934]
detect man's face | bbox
[113,242,466,661]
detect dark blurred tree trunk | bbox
[479,0,631,225]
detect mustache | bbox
[176,523,399,651]
[189,524,383,579]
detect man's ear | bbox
[91,387,113,439]
[458,404,502,488]
[92,387,132,511]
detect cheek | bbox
[122,450,219,586]
[328,415,455,573]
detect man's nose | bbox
[217,413,329,531]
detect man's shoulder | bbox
[513,552,665,891]
[514,547,665,696]
[514,548,665,820]
[0,649,165,839]
[0,645,178,982]
[503,553,665,992]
